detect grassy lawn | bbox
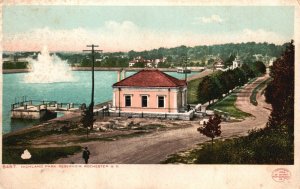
[2,123,168,164]
[250,78,272,106]
[3,130,62,146]
[208,93,251,119]
[187,77,202,104]
[162,144,204,164]
[2,146,82,164]
[162,126,293,164]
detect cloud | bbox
[194,14,223,24]
[3,21,290,52]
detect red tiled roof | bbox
[113,69,187,88]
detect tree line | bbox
[3,62,28,69]
[197,61,266,104]
[128,42,287,67]
[3,42,287,69]
[192,41,293,164]
[58,42,287,68]
[265,40,294,142]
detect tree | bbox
[157,62,171,68]
[132,62,145,68]
[250,61,266,76]
[198,76,220,104]
[225,70,237,90]
[80,103,95,138]
[233,68,247,86]
[241,63,255,79]
[213,74,226,99]
[224,54,236,68]
[265,40,294,135]
[197,114,222,149]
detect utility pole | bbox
[82,44,102,131]
[182,56,188,81]
[181,55,189,110]
[83,45,102,111]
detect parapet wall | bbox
[108,110,194,121]
[11,109,46,119]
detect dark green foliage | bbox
[196,52,270,104]
[241,64,255,78]
[197,114,222,149]
[4,42,286,69]
[3,61,28,69]
[234,68,248,85]
[224,54,236,68]
[166,41,294,164]
[195,127,293,164]
[80,103,95,132]
[194,41,294,164]
[197,76,219,104]
[132,62,146,68]
[99,56,129,67]
[197,66,261,104]
[157,62,172,68]
[127,42,285,67]
[265,41,294,134]
[2,146,81,164]
[211,74,226,99]
[250,78,272,106]
[250,61,266,76]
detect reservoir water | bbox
[3,71,195,134]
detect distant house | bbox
[154,58,167,67]
[214,58,225,70]
[232,55,243,69]
[112,69,187,113]
[268,57,276,66]
[145,60,153,68]
[95,58,103,62]
[129,57,166,68]
[129,61,136,67]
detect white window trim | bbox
[157,95,166,108]
[141,95,149,108]
[124,95,132,107]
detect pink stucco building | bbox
[112,69,187,113]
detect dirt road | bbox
[56,75,271,164]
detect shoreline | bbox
[3,100,112,138]
[2,69,30,74]
[2,70,210,137]
[2,67,204,74]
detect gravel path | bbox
[55,75,271,164]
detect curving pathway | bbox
[56,75,271,164]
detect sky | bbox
[3,6,295,52]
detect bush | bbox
[195,127,293,164]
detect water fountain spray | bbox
[24,46,74,83]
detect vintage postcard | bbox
[0,0,299,188]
